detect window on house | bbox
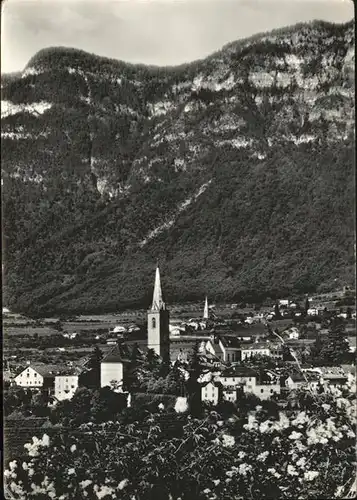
[249,378,251,381]
[261,389,264,393]
[34,373,37,377]
[233,378,235,382]
[270,389,274,393]
[71,385,75,389]
[152,317,156,329]
[27,373,30,377]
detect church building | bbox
[147,265,170,364]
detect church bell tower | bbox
[147,265,170,364]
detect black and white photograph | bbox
[1,0,356,498]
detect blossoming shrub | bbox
[4,392,356,500]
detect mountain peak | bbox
[2,20,355,315]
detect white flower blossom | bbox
[70,444,77,453]
[259,420,273,433]
[296,457,307,468]
[175,398,188,413]
[304,471,319,481]
[237,451,246,460]
[213,479,220,486]
[118,479,129,490]
[222,434,235,448]
[9,460,17,471]
[67,468,75,475]
[278,412,290,429]
[96,485,115,499]
[80,480,92,489]
[287,464,299,476]
[295,441,307,452]
[203,489,211,494]
[22,462,28,470]
[292,412,309,426]
[243,414,258,431]
[257,451,269,462]
[238,463,252,476]
[289,431,302,440]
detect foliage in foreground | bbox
[4,391,356,500]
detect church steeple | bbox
[147,264,170,364]
[152,265,165,311]
[203,296,209,320]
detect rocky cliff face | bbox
[1,20,355,315]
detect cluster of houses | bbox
[200,363,356,405]
[5,270,356,409]
[203,335,283,363]
[13,362,82,401]
[12,344,131,401]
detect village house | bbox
[222,385,240,402]
[216,367,257,389]
[321,371,348,391]
[244,383,281,400]
[110,325,127,335]
[201,380,222,406]
[279,299,290,307]
[54,372,79,401]
[267,342,283,359]
[285,373,307,390]
[236,336,253,343]
[217,336,242,362]
[216,367,258,402]
[14,364,62,390]
[205,336,241,363]
[62,332,78,340]
[285,372,320,391]
[307,308,319,316]
[241,343,271,361]
[106,338,119,346]
[100,344,131,390]
[283,327,300,340]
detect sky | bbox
[1,0,354,73]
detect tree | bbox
[87,346,103,370]
[319,319,351,364]
[274,303,281,319]
[186,341,202,416]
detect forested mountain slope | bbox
[1,20,355,315]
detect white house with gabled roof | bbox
[100,345,132,390]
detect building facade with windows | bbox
[54,375,79,401]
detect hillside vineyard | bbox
[1,20,355,315]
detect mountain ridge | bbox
[1,19,355,315]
